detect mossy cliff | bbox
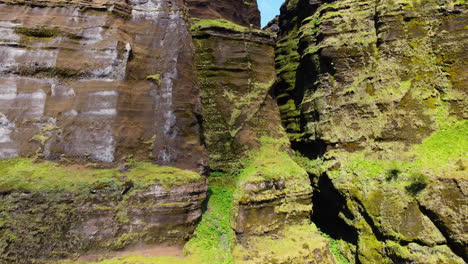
[273,0,467,263]
[0,2,336,262]
[0,0,467,263]
[0,159,207,263]
[191,18,282,171]
[191,18,336,263]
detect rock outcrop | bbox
[191,18,330,262]
[0,159,207,263]
[0,0,206,170]
[277,0,466,149]
[274,0,468,263]
[1,0,466,263]
[191,19,280,171]
[187,0,260,28]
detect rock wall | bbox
[274,0,468,263]
[191,19,281,171]
[0,0,336,263]
[0,0,206,170]
[187,0,260,28]
[191,18,333,263]
[2,0,465,263]
[0,159,207,263]
[275,0,466,149]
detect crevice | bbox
[310,173,359,246]
[353,198,386,242]
[418,203,467,262]
[291,140,326,160]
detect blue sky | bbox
[258,0,284,27]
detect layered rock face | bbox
[191,19,327,262]
[0,159,207,263]
[187,0,260,28]
[0,0,333,263]
[191,20,280,171]
[1,0,466,263]
[0,0,205,170]
[275,0,467,263]
[276,0,466,149]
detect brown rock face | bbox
[0,0,206,170]
[0,178,207,263]
[192,23,281,171]
[187,0,260,28]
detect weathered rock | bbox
[419,176,468,259]
[233,224,336,264]
[191,19,282,171]
[276,0,467,149]
[234,177,312,235]
[0,0,206,170]
[274,0,468,263]
[0,159,207,263]
[187,0,260,28]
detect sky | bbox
[258,0,284,28]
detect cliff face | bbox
[187,0,261,28]
[0,0,333,263]
[276,0,466,149]
[0,0,205,170]
[275,0,467,263]
[0,0,466,263]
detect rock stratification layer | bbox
[274,0,467,263]
[0,159,207,263]
[0,0,466,263]
[0,0,205,170]
[187,0,260,28]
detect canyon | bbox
[0,0,466,263]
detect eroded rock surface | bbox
[0,160,207,263]
[0,0,206,169]
[274,0,468,263]
[276,0,467,148]
[187,0,260,28]
[192,20,281,171]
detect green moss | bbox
[413,120,468,171]
[0,158,202,194]
[237,137,307,184]
[405,172,429,195]
[183,185,235,264]
[320,232,351,264]
[146,74,161,85]
[325,120,467,263]
[233,223,336,264]
[330,120,467,183]
[292,151,325,176]
[191,19,266,35]
[14,26,60,38]
[30,134,50,146]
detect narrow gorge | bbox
[0,0,466,263]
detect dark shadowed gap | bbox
[310,173,359,244]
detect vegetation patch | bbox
[320,232,351,264]
[190,18,267,36]
[14,26,60,38]
[183,184,235,263]
[233,223,336,264]
[0,159,202,194]
[237,137,307,184]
